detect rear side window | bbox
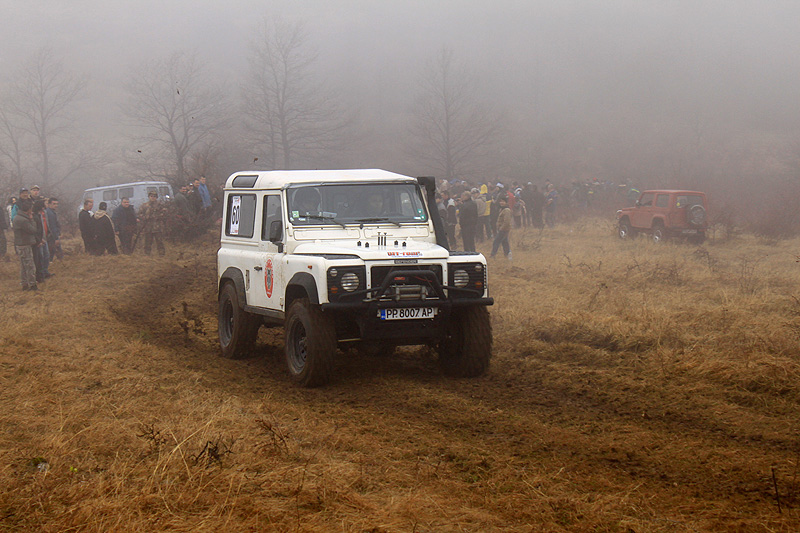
[146,187,158,197]
[103,189,117,201]
[655,194,668,208]
[159,186,170,198]
[119,187,134,199]
[676,195,703,208]
[261,195,283,241]
[226,193,257,238]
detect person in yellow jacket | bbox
[490,196,512,259]
[479,183,493,240]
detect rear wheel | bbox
[688,232,706,245]
[285,298,336,387]
[438,307,493,377]
[652,223,667,243]
[218,283,260,359]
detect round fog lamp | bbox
[453,269,469,288]
[329,268,338,277]
[341,272,360,291]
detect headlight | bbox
[341,272,360,291]
[453,269,469,288]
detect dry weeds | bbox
[1,221,800,531]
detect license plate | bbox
[378,307,438,320]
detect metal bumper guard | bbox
[320,268,493,341]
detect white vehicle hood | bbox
[292,239,449,261]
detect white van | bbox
[80,181,173,212]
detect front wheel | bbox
[438,307,493,377]
[285,298,337,387]
[618,219,636,240]
[218,283,260,359]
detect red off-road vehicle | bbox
[617,190,708,244]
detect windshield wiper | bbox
[355,217,402,227]
[301,214,346,227]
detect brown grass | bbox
[1,220,800,531]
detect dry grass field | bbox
[1,219,800,532]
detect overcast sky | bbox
[2,1,800,188]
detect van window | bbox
[261,195,283,241]
[159,186,170,199]
[103,189,117,201]
[119,187,134,199]
[225,194,256,238]
[147,187,158,197]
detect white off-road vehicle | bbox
[217,169,493,387]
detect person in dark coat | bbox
[93,202,118,255]
[112,197,138,254]
[0,196,8,260]
[13,198,38,290]
[79,197,98,254]
[45,197,63,261]
[458,191,478,252]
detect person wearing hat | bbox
[30,185,41,200]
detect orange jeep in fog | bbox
[617,190,708,244]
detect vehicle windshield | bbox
[287,183,429,226]
[675,195,704,208]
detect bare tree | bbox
[124,52,228,185]
[4,48,85,188]
[242,17,350,170]
[408,47,503,181]
[0,105,27,192]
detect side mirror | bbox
[269,220,283,243]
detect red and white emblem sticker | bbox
[265,258,274,297]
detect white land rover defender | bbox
[217,169,493,387]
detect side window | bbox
[119,187,134,199]
[146,186,158,197]
[655,194,668,208]
[261,195,283,241]
[159,186,170,198]
[639,193,654,207]
[103,189,117,201]
[225,194,257,238]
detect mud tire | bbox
[218,282,260,359]
[285,298,336,387]
[618,219,637,240]
[438,306,493,377]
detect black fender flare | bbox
[219,267,247,308]
[287,272,319,307]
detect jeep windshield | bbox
[288,183,429,226]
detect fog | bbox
[2,0,800,228]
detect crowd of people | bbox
[435,177,639,259]
[1,176,218,291]
[2,185,62,290]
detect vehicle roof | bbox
[640,190,706,195]
[84,181,171,192]
[225,169,417,189]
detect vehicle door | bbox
[653,193,669,226]
[248,193,285,313]
[631,192,655,228]
[222,191,259,304]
